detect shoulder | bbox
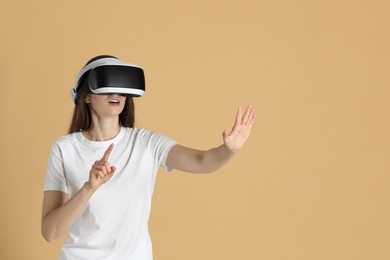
[53,133,78,145]
[127,127,176,146]
[50,132,80,152]
[134,127,154,136]
[120,127,177,148]
[132,128,171,140]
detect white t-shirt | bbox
[44,127,177,260]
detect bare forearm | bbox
[199,144,235,173]
[167,144,236,173]
[41,183,95,242]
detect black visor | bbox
[88,65,145,97]
[71,57,146,102]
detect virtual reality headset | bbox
[71,57,145,102]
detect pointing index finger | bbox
[102,143,114,162]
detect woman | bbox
[41,55,255,260]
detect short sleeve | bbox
[44,142,68,193]
[139,130,177,172]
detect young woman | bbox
[41,55,255,260]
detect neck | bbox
[83,117,121,141]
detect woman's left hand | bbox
[223,105,256,153]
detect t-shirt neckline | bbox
[75,127,126,147]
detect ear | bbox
[84,95,90,103]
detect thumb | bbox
[222,130,230,142]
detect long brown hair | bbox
[68,55,135,134]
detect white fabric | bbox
[44,127,177,260]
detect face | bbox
[85,94,127,119]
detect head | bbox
[68,55,136,134]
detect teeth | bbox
[109,99,119,103]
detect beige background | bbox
[1,0,389,259]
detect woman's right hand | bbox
[87,143,116,191]
[42,144,116,242]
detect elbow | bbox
[42,231,58,243]
[202,168,217,174]
[41,229,54,242]
[41,224,58,242]
[42,233,54,243]
[194,166,220,174]
[43,236,55,243]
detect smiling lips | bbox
[108,99,120,105]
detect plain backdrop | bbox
[1,0,389,259]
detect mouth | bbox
[108,99,120,104]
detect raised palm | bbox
[223,105,256,153]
